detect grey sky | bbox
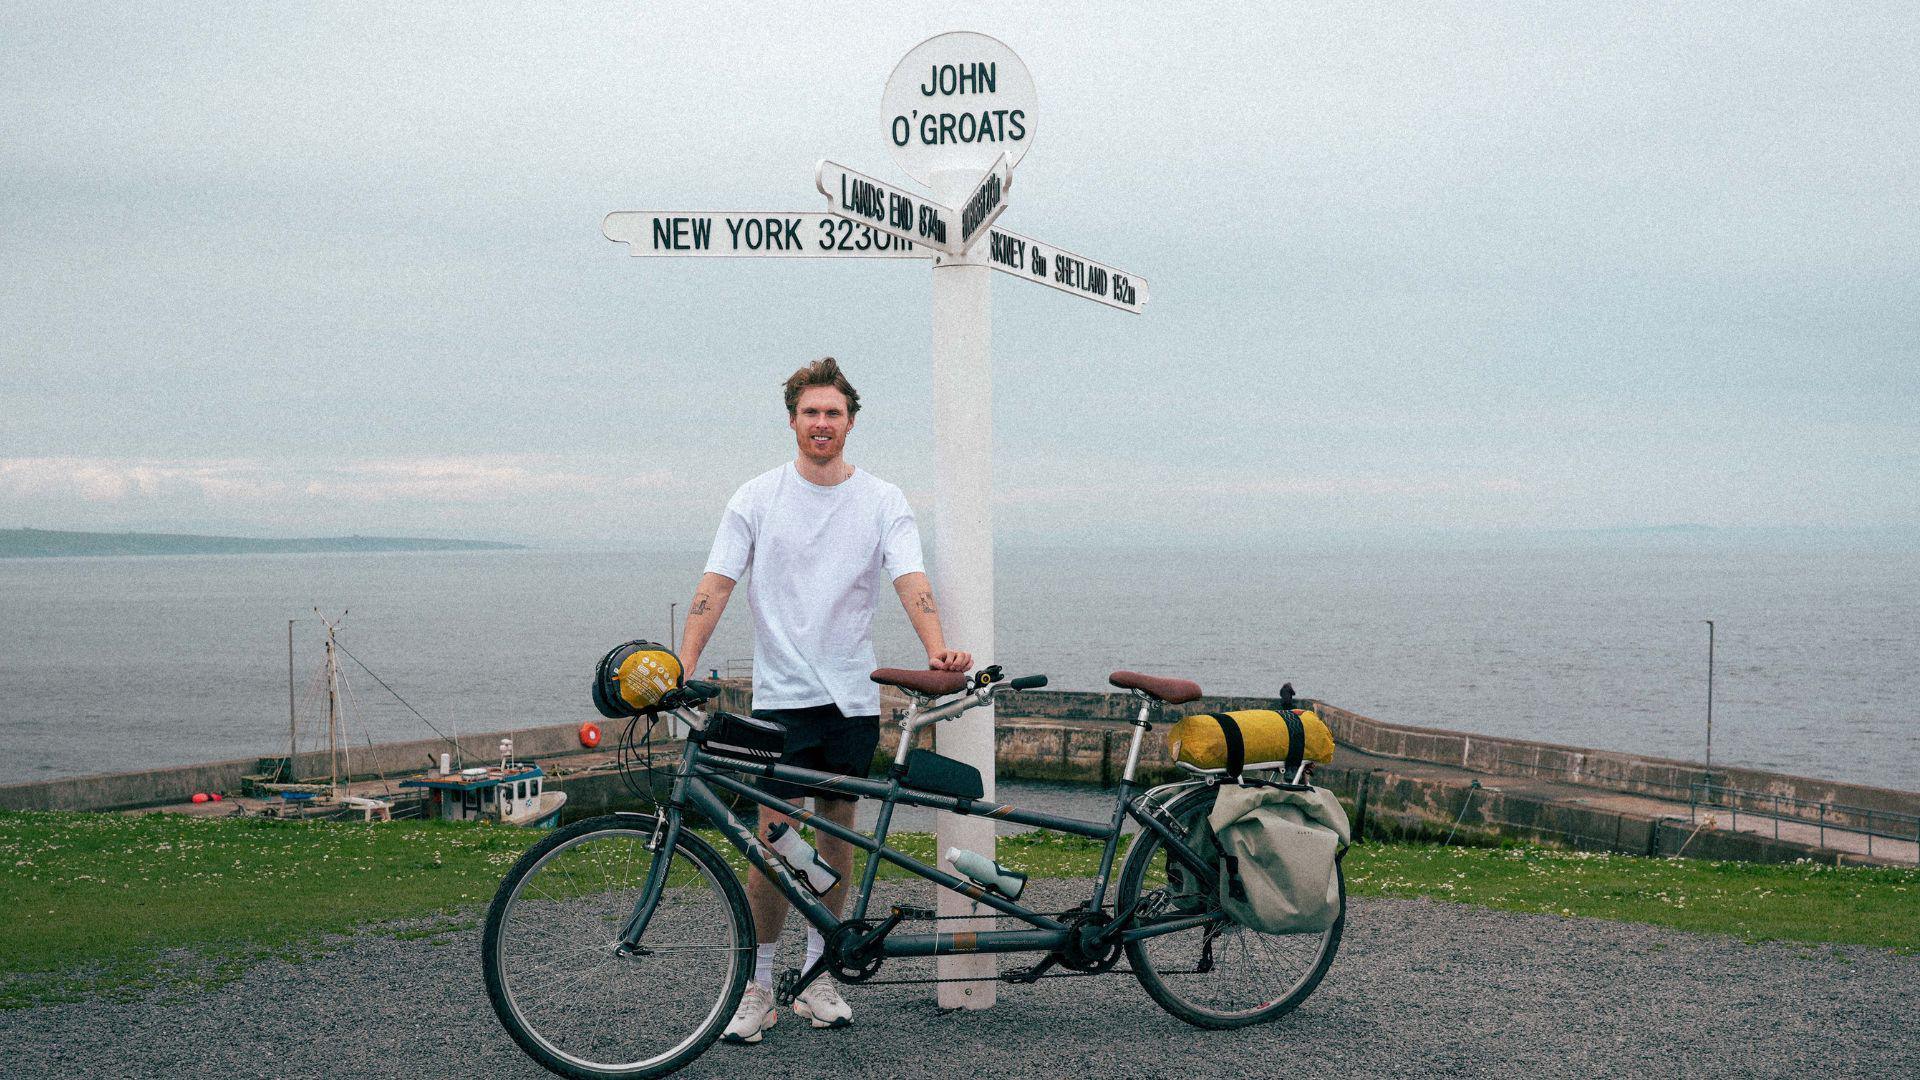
[3,2,1915,547]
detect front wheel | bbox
[1117,786,1344,1029]
[483,814,753,1079]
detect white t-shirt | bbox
[703,462,925,716]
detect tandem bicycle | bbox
[482,665,1344,1079]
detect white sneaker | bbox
[722,983,777,1044]
[792,980,852,1028]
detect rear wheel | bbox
[1117,787,1343,1029]
[483,814,752,1079]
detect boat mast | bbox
[326,621,339,797]
[317,609,349,798]
[286,619,297,782]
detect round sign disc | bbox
[882,32,1036,188]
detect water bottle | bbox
[766,823,840,896]
[947,847,1027,901]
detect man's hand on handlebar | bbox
[927,648,972,672]
[968,667,1048,696]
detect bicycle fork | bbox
[613,812,682,954]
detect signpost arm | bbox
[929,167,997,1009]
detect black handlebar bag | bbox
[592,641,683,719]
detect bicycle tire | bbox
[1117,786,1343,1029]
[483,814,753,1079]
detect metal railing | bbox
[1689,780,1920,865]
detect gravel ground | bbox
[3,878,1914,1080]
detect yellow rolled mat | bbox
[1169,709,1335,771]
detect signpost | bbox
[603,211,930,258]
[816,160,965,254]
[956,153,1013,252]
[881,32,1037,187]
[984,223,1146,313]
[603,31,1146,1010]
[815,154,1010,257]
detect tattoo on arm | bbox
[690,593,712,616]
[914,591,937,615]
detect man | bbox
[677,356,971,1045]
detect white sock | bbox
[755,942,778,990]
[805,926,826,971]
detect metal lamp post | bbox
[1703,619,1715,787]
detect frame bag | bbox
[1206,784,1351,934]
[693,711,786,766]
[901,748,984,800]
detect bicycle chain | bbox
[824,905,1128,987]
[889,906,1109,922]
[844,969,1141,988]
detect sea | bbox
[1,535,1915,792]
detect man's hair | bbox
[783,356,861,417]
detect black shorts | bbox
[752,703,881,803]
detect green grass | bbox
[0,811,542,1008]
[1342,842,1919,951]
[2,811,1913,1009]
[0,811,1114,1008]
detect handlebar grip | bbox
[683,680,721,701]
[1009,675,1048,690]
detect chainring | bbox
[1059,911,1123,974]
[827,919,884,983]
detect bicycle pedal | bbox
[890,904,935,921]
[774,967,800,1006]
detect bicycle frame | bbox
[616,693,1222,963]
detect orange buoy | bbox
[209,792,224,802]
[191,792,210,804]
[578,721,602,749]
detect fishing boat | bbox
[243,614,564,827]
[243,611,396,822]
[399,740,567,827]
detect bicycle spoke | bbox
[1119,788,1342,1028]
[485,820,749,1077]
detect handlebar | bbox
[655,680,721,710]
[896,668,1048,730]
[665,670,1035,717]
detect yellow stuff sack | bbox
[1169,709,1335,774]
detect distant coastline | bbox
[0,528,527,559]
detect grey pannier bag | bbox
[1206,784,1351,934]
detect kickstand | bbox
[1196,923,1221,974]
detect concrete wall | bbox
[1312,762,1862,867]
[1314,764,1666,856]
[1313,702,1920,830]
[0,721,604,813]
[1,757,268,814]
[8,684,1913,860]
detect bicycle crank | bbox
[827,919,885,983]
[1059,911,1123,974]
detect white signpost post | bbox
[604,31,1147,1010]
